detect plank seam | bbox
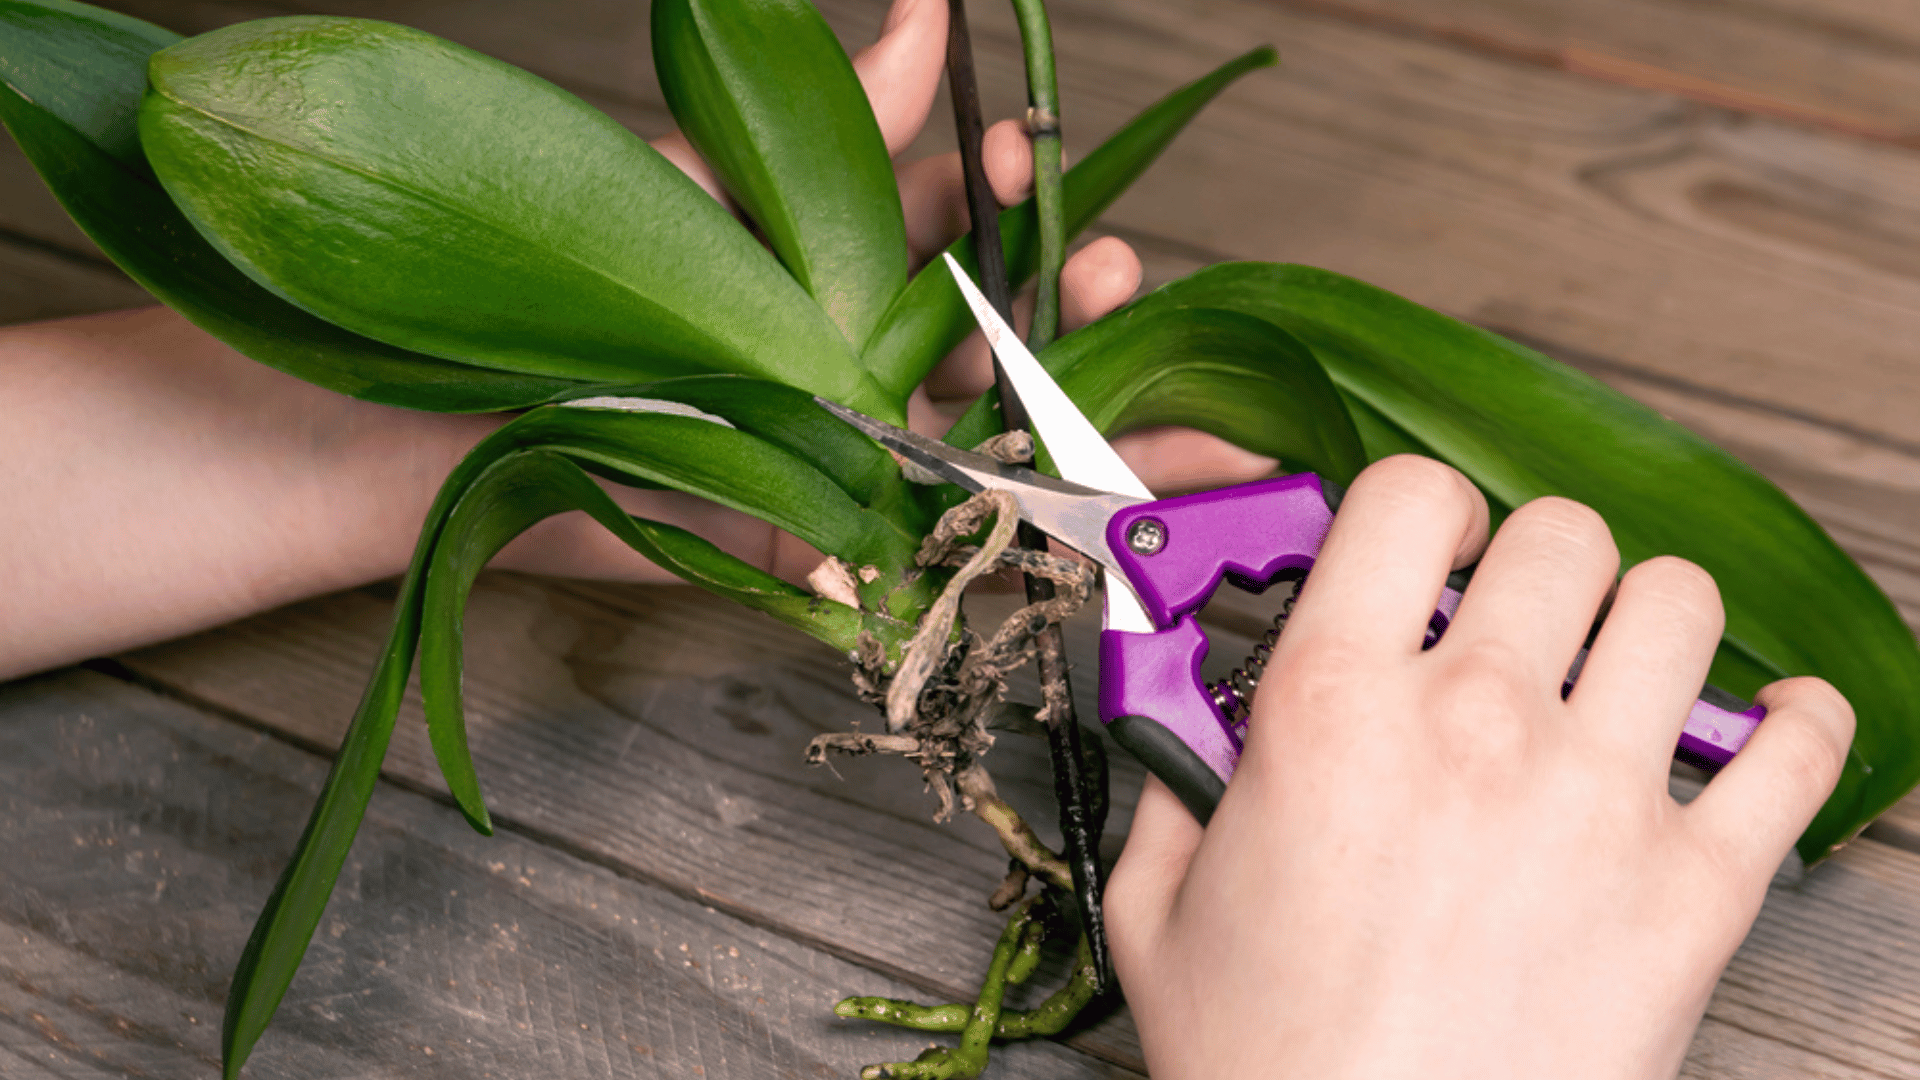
[1256,0,1920,149]
[0,226,125,277]
[77,657,1148,1076]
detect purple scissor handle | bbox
[1096,472,1766,823]
[823,252,1765,826]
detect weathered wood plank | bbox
[114,576,1155,1070]
[0,668,1137,1078]
[1270,0,1920,147]
[107,572,1920,1076]
[0,232,144,326]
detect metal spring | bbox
[1207,594,1295,720]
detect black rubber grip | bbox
[1108,714,1227,826]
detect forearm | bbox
[0,306,496,680]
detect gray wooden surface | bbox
[5,0,1920,1076]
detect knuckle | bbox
[1619,556,1723,637]
[1630,555,1719,604]
[1424,640,1541,760]
[1360,453,1463,495]
[1509,496,1616,560]
[1352,455,1477,519]
[1763,677,1857,754]
[1771,711,1850,788]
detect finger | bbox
[922,236,1139,401]
[649,131,735,208]
[897,152,970,263]
[1114,427,1276,494]
[982,118,1034,205]
[1107,774,1205,946]
[921,291,1035,401]
[1687,676,1855,875]
[899,117,1031,262]
[1568,556,1724,772]
[1437,496,1618,690]
[1283,455,1489,655]
[850,0,948,156]
[1060,236,1143,330]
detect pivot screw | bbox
[1126,518,1167,556]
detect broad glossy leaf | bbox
[1120,263,1920,862]
[140,16,902,421]
[0,0,579,411]
[418,448,888,829]
[654,0,906,352]
[506,405,923,576]
[861,46,1278,400]
[944,307,1367,485]
[555,376,934,535]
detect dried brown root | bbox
[809,481,1095,895]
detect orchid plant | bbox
[4,0,1918,1077]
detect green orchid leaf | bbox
[0,0,582,412]
[861,45,1278,400]
[418,448,894,830]
[552,376,934,535]
[216,387,536,1076]
[512,405,922,576]
[1116,262,1920,863]
[139,15,902,421]
[944,307,1367,485]
[653,0,907,353]
[222,394,921,1075]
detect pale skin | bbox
[1106,456,1855,1079]
[0,1,1855,1076]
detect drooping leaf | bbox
[0,0,580,411]
[860,45,1279,400]
[1114,263,1920,863]
[417,448,892,830]
[139,16,902,421]
[216,392,528,1076]
[653,0,907,353]
[415,401,931,828]
[221,391,923,1075]
[944,307,1367,485]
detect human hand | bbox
[1105,455,1855,1079]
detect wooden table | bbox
[6,1,1920,1075]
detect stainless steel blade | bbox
[941,253,1154,501]
[939,255,1158,631]
[813,397,1147,585]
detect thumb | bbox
[1108,774,1205,954]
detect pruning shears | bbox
[816,253,1766,824]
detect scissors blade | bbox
[942,253,1154,502]
[941,254,1158,631]
[813,397,1146,583]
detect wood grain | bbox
[0,667,1137,1078]
[4,2,1920,1071]
[113,576,1156,1071]
[1267,0,1920,147]
[102,572,1920,1077]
